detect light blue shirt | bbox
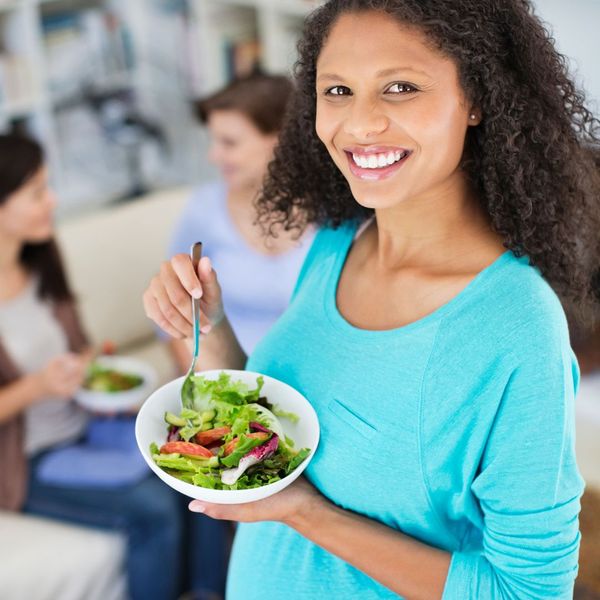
[168,181,313,354]
[227,223,584,599]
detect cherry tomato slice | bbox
[160,441,212,458]
[195,427,231,446]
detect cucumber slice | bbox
[164,411,186,427]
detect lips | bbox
[343,148,412,181]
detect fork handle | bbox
[190,242,203,362]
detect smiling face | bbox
[0,165,56,244]
[207,110,278,193]
[315,11,479,211]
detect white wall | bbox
[534,0,600,113]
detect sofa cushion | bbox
[57,187,189,350]
[0,511,126,600]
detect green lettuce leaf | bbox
[230,405,259,438]
[285,448,311,475]
[272,406,299,424]
[220,433,271,468]
[153,453,219,471]
[190,372,264,411]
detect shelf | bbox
[261,0,322,17]
[0,0,26,13]
[199,0,320,18]
[0,94,41,116]
[0,0,316,214]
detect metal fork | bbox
[181,241,202,409]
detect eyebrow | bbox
[317,66,429,82]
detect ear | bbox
[467,108,482,126]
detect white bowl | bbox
[75,356,157,413]
[135,369,320,504]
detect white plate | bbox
[135,369,320,504]
[75,356,157,413]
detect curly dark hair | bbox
[257,0,600,319]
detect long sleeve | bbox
[168,196,202,258]
[442,323,584,599]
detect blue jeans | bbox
[24,453,183,600]
[181,501,232,599]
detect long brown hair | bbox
[0,134,73,303]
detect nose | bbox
[343,97,389,140]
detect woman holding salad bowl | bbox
[143,0,600,598]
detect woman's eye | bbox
[386,82,418,94]
[325,85,352,96]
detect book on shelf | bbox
[42,8,134,102]
[224,37,262,80]
[0,53,35,108]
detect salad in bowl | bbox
[136,369,319,504]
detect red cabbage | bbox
[249,421,271,434]
[220,434,279,485]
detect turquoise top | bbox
[227,223,584,600]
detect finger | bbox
[143,289,187,339]
[66,354,88,373]
[57,356,81,377]
[160,261,194,324]
[171,254,203,299]
[79,348,95,365]
[150,277,193,334]
[197,257,224,322]
[197,257,219,301]
[63,374,84,394]
[188,500,249,521]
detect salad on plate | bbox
[83,362,144,392]
[151,372,310,490]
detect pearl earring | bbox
[469,114,476,120]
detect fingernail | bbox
[200,324,212,335]
[191,288,202,299]
[189,501,206,513]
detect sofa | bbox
[0,185,190,600]
[58,185,190,385]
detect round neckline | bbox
[218,182,304,260]
[324,223,513,339]
[0,275,37,310]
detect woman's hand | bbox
[188,477,326,527]
[35,352,88,399]
[143,255,224,339]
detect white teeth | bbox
[351,150,407,169]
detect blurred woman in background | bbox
[164,73,314,373]
[158,72,314,600]
[0,134,182,600]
